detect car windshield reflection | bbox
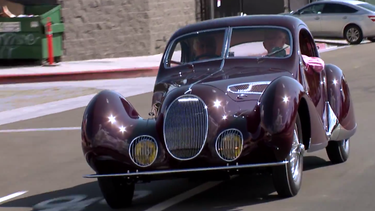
[165,26,292,68]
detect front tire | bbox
[98,177,135,209]
[272,114,305,198]
[326,139,350,164]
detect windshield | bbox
[165,29,226,68]
[228,27,292,58]
[164,26,292,68]
[357,3,375,12]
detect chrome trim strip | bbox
[325,102,339,137]
[227,81,271,94]
[330,123,357,141]
[83,161,289,178]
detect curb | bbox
[0,66,159,84]
[0,41,346,85]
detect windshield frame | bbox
[163,27,230,69]
[225,25,294,60]
[163,25,294,69]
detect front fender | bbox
[81,90,163,172]
[82,90,142,145]
[259,76,304,160]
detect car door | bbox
[298,28,328,147]
[319,3,359,37]
[293,3,325,36]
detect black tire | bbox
[326,139,350,164]
[98,177,135,209]
[344,25,363,45]
[272,113,305,198]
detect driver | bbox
[193,35,217,61]
[263,29,288,56]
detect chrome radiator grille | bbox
[163,95,208,160]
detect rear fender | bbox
[325,64,357,140]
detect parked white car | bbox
[290,0,375,44]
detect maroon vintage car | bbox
[80,15,357,209]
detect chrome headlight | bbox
[215,129,244,162]
[129,135,158,167]
[227,81,271,95]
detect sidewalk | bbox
[0,53,163,84]
[0,41,343,84]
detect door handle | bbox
[343,16,347,19]
[315,17,320,20]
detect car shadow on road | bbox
[303,155,332,171]
[0,156,333,211]
[0,180,164,211]
[163,155,334,211]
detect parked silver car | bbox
[290,0,375,44]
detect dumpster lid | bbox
[8,0,58,6]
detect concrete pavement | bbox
[0,42,374,211]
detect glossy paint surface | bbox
[81,15,356,176]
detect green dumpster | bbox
[0,4,64,63]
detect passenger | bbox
[193,35,218,61]
[263,29,288,57]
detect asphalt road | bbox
[1,43,375,211]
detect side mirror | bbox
[302,55,325,73]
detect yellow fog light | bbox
[129,135,158,167]
[215,129,243,161]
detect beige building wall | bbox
[1,0,313,62]
[60,0,198,61]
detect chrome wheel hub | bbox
[347,28,359,42]
[289,126,305,184]
[342,139,350,154]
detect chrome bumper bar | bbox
[83,161,288,178]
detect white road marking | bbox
[144,177,236,211]
[0,191,28,204]
[32,191,152,210]
[0,94,95,126]
[0,77,156,126]
[33,195,101,211]
[0,127,81,133]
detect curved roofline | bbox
[169,15,306,41]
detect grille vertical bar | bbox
[163,95,208,160]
